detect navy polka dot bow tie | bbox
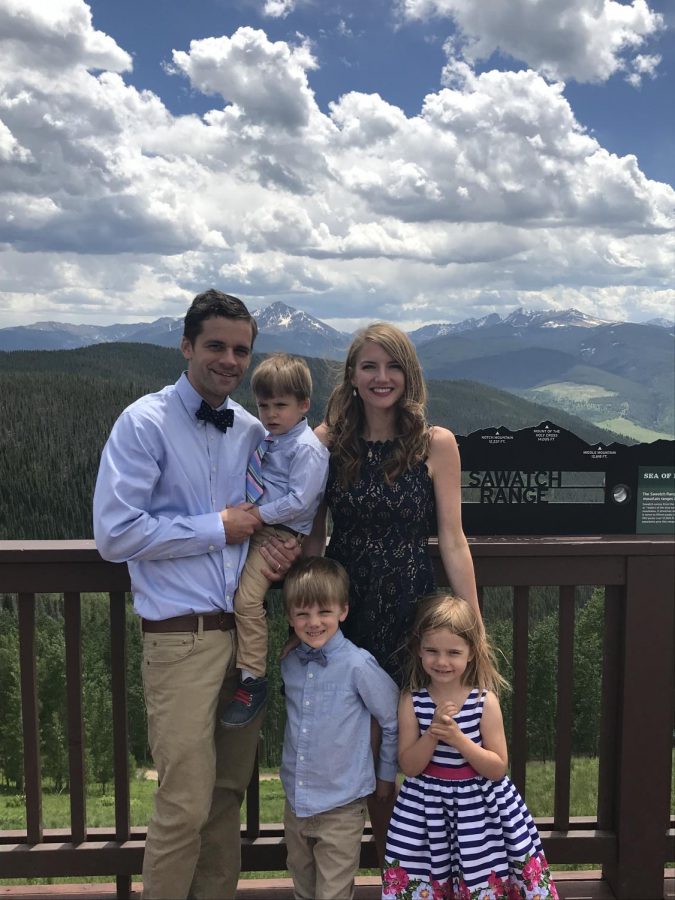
[296,646,328,667]
[196,401,234,432]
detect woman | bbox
[304,322,480,859]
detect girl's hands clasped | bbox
[428,700,462,746]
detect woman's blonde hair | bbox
[405,593,508,695]
[324,322,430,484]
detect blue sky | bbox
[0,0,673,330]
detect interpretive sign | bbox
[636,466,675,534]
[456,421,675,535]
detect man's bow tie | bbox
[296,646,328,667]
[196,401,234,432]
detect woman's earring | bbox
[352,388,357,397]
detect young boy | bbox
[280,557,399,900]
[221,354,329,727]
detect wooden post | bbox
[603,554,675,899]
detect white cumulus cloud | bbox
[399,0,664,84]
[0,0,672,330]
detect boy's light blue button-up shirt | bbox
[93,373,264,620]
[257,418,329,536]
[280,629,399,818]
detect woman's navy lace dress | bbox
[324,439,436,682]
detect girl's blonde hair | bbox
[405,593,508,695]
[324,322,430,485]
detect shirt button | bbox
[208,545,215,551]
[305,701,310,706]
[298,781,303,786]
[302,728,307,733]
[299,755,304,761]
[308,673,313,678]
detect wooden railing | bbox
[0,536,673,899]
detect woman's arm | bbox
[398,691,448,777]
[429,691,508,780]
[301,499,328,557]
[427,427,480,618]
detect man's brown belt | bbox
[141,612,235,633]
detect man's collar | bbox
[176,371,231,413]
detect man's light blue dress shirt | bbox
[93,373,264,620]
[280,629,399,818]
[258,419,329,536]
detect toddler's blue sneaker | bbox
[220,676,268,727]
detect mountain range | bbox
[2,302,672,355]
[2,303,673,439]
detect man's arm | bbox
[93,412,257,563]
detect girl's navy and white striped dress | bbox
[383,688,557,900]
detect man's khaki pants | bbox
[141,624,262,899]
[284,798,367,900]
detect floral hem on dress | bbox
[382,852,558,900]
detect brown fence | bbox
[0,537,673,899]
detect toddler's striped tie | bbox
[246,436,271,502]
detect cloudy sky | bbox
[0,0,673,331]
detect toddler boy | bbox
[280,557,399,900]
[221,354,329,727]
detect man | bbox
[93,290,299,899]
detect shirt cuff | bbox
[197,512,227,550]
[376,759,398,783]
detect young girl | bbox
[383,594,557,900]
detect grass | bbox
[0,758,607,832]
[530,383,618,402]
[595,417,674,442]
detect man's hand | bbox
[220,505,261,544]
[260,533,301,581]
